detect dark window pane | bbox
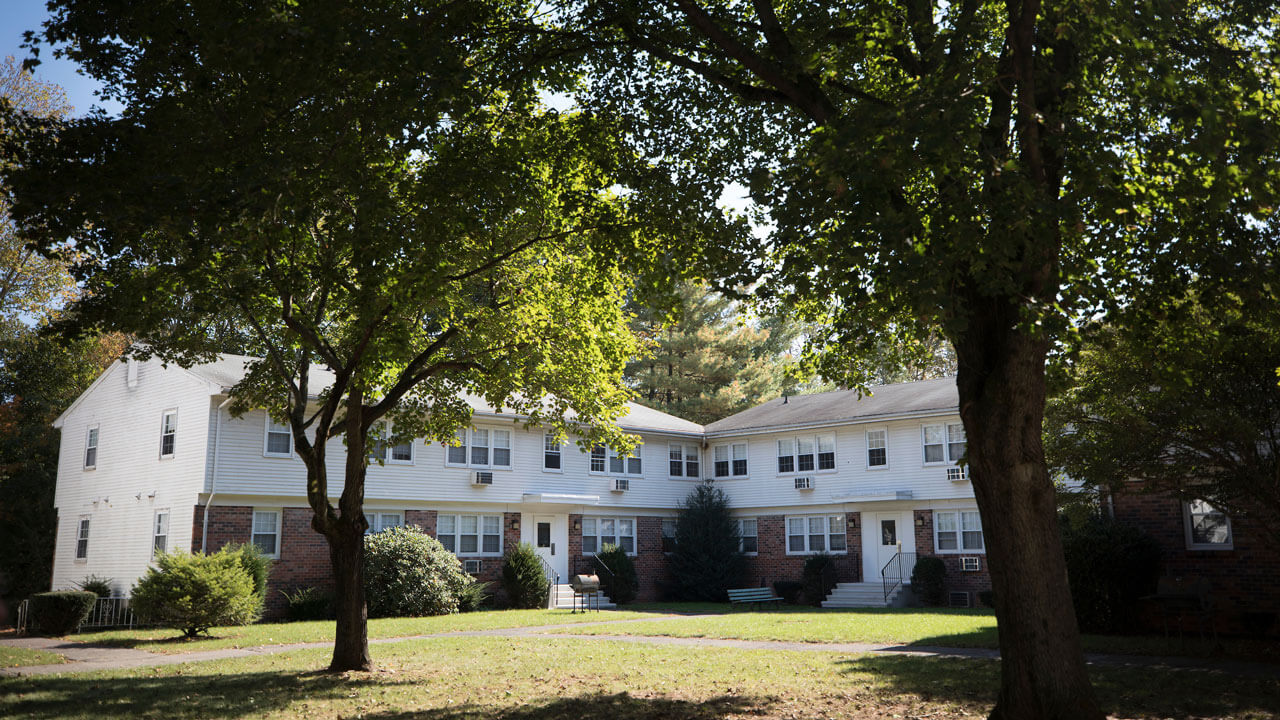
[778,456,794,473]
[483,535,500,553]
[447,445,467,464]
[868,448,886,467]
[798,454,814,472]
[818,452,835,470]
[715,460,729,477]
[881,520,897,546]
[733,459,747,476]
[742,536,757,553]
[546,453,561,469]
[686,460,699,477]
[537,522,551,548]
[669,460,682,476]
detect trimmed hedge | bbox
[910,556,947,606]
[501,542,548,609]
[131,548,260,638]
[29,591,97,636]
[363,526,470,617]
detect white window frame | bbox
[436,513,503,556]
[865,428,889,470]
[668,442,700,479]
[785,514,847,555]
[776,433,837,475]
[363,512,403,535]
[713,442,748,478]
[444,427,512,470]
[369,423,413,465]
[84,425,99,470]
[580,516,637,556]
[1183,500,1233,550]
[588,444,643,476]
[922,422,966,465]
[934,509,985,553]
[152,510,170,556]
[159,410,177,459]
[738,518,758,555]
[263,416,293,458]
[75,516,91,560]
[543,433,562,472]
[251,509,281,558]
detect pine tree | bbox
[626,283,801,424]
[669,482,747,601]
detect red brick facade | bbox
[913,509,992,606]
[1111,489,1280,636]
[743,514,862,588]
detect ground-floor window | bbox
[1183,500,1232,549]
[661,518,676,553]
[934,510,983,552]
[786,515,846,554]
[738,518,758,554]
[152,510,169,556]
[252,509,281,557]
[75,516,91,559]
[581,516,635,554]
[364,512,402,535]
[438,514,502,555]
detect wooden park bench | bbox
[727,587,782,610]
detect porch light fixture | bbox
[511,519,520,530]
[916,516,924,527]
[573,519,581,531]
[847,518,858,529]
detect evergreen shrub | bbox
[76,575,114,598]
[772,580,804,604]
[363,526,469,617]
[802,553,838,606]
[501,542,549,609]
[131,549,259,637]
[224,541,272,608]
[457,579,492,612]
[669,482,747,601]
[281,586,334,621]
[910,556,947,606]
[29,591,97,636]
[1060,514,1161,633]
[594,543,638,604]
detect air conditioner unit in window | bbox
[946,466,968,482]
[611,477,629,492]
[463,559,482,575]
[472,471,493,486]
[960,556,981,572]
[794,476,814,490]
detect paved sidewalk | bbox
[3,615,1276,679]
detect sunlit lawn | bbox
[0,646,66,668]
[4,635,1277,719]
[65,608,669,654]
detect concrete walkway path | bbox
[3,615,1275,679]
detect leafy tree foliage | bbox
[1059,514,1161,635]
[3,1,705,671]
[669,482,746,601]
[363,526,470,618]
[564,2,1280,715]
[626,283,801,423]
[1047,287,1280,549]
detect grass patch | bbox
[65,608,668,654]
[0,646,66,668]
[3,635,1277,719]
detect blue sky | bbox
[2,0,120,115]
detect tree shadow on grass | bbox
[2,668,768,720]
[838,653,1280,719]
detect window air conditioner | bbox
[611,477,630,492]
[946,466,968,482]
[960,556,980,572]
[472,471,493,486]
[464,559,482,574]
[794,476,814,490]
[949,591,971,608]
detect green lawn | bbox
[65,608,669,654]
[0,646,66,668]
[3,635,1277,719]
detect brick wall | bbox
[913,509,992,606]
[568,514,671,602]
[1112,489,1280,636]
[743,513,862,591]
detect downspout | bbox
[201,395,234,552]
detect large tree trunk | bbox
[955,326,1104,720]
[326,519,371,672]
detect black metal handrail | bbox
[881,551,917,603]
[589,552,615,586]
[536,554,559,608]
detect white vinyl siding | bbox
[159,411,177,458]
[923,423,965,465]
[264,417,292,457]
[1184,500,1232,550]
[446,428,511,469]
[786,515,846,554]
[934,510,984,552]
[152,510,169,556]
[713,442,748,478]
[437,514,502,555]
[252,509,281,557]
[581,516,636,555]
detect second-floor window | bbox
[159,411,177,458]
[543,434,562,470]
[152,510,169,556]
[371,423,413,464]
[446,428,512,469]
[437,514,502,555]
[264,417,292,457]
[84,426,99,469]
[866,429,888,468]
[713,442,748,478]
[668,442,700,478]
[776,433,836,474]
[590,445,643,475]
[923,423,966,464]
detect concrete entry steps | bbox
[550,583,616,610]
[821,581,906,608]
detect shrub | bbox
[978,589,996,608]
[281,586,334,621]
[130,549,259,637]
[29,591,97,636]
[501,542,549,609]
[224,542,272,606]
[76,575,115,598]
[910,556,947,606]
[802,553,838,606]
[669,482,747,601]
[772,580,804,604]
[363,526,470,618]
[593,543,638,605]
[458,579,492,613]
[1060,514,1161,633]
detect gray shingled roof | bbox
[704,377,958,434]
[186,354,702,435]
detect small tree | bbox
[363,526,469,618]
[501,543,549,609]
[669,482,746,601]
[130,549,259,638]
[593,543,637,604]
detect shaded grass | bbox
[3,635,1277,719]
[66,608,668,654]
[0,646,66,667]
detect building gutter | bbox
[201,395,234,552]
[703,407,960,439]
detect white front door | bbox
[863,512,915,583]
[524,513,568,581]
